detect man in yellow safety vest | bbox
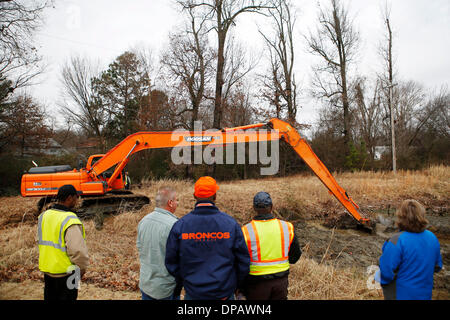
[37,184,89,300]
[241,192,301,300]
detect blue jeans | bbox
[141,289,180,300]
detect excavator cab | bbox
[86,154,104,171]
[86,154,126,191]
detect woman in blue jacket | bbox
[379,199,443,300]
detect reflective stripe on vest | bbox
[38,208,85,274]
[38,211,83,251]
[242,219,294,275]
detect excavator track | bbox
[76,192,150,219]
[37,192,150,219]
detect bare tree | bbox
[221,35,258,121]
[408,86,449,148]
[176,0,273,129]
[378,2,397,171]
[161,5,214,130]
[393,81,425,156]
[0,0,50,95]
[223,82,255,126]
[352,76,383,162]
[413,87,450,166]
[259,0,298,125]
[378,2,395,89]
[306,0,359,155]
[259,60,282,119]
[59,56,107,151]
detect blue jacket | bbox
[379,230,443,300]
[165,200,250,300]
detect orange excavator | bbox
[21,118,374,230]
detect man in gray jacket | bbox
[137,186,181,300]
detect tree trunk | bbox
[214,31,226,129]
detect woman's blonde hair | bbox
[395,199,429,233]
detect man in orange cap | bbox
[165,176,250,300]
[193,176,220,200]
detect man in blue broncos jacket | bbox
[165,176,250,300]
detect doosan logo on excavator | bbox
[182,232,231,241]
[184,136,215,142]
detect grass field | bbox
[0,165,448,300]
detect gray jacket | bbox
[137,207,178,299]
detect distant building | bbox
[374,146,390,160]
[76,137,102,154]
[20,138,69,157]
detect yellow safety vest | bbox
[38,208,85,274]
[242,219,294,276]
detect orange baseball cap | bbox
[194,176,219,198]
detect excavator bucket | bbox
[356,218,377,234]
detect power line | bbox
[37,32,118,53]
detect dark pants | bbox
[244,275,289,300]
[382,282,397,300]
[44,274,78,301]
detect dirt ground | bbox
[1,207,448,300]
[0,169,448,300]
[294,211,450,299]
[0,280,140,300]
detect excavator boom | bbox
[89,129,280,184]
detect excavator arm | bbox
[88,118,372,228]
[267,119,372,228]
[222,119,372,228]
[89,129,280,183]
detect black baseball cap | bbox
[56,185,82,201]
[253,192,273,208]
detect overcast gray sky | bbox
[30,0,450,128]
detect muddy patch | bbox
[295,220,384,269]
[294,210,450,298]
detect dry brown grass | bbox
[288,255,382,300]
[0,280,140,300]
[0,165,448,300]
